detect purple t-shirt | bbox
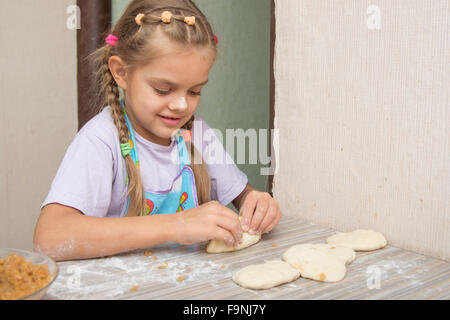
[42,107,248,217]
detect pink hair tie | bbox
[182,130,192,142]
[105,34,119,46]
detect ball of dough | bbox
[327,229,387,251]
[206,216,261,253]
[232,260,301,290]
[206,232,261,253]
[282,244,349,282]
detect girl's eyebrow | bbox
[149,77,209,87]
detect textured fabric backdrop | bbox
[273,0,449,261]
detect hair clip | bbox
[135,13,145,26]
[184,16,196,26]
[181,130,192,142]
[105,34,119,47]
[213,35,219,45]
[161,11,173,23]
[120,142,132,158]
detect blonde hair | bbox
[88,0,217,216]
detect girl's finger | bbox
[263,208,282,234]
[212,227,237,247]
[258,200,278,234]
[239,193,257,233]
[214,209,243,245]
[249,196,269,235]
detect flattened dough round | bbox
[282,244,348,282]
[206,232,261,253]
[296,243,356,264]
[232,260,301,290]
[327,229,387,251]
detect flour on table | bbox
[369,259,426,286]
[45,248,232,300]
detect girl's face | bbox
[121,44,215,146]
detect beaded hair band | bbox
[135,12,218,44]
[136,11,196,26]
[106,12,218,47]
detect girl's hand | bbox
[174,201,243,247]
[239,190,282,235]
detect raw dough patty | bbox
[232,260,301,290]
[327,229,387,251]
[282,244,355,282]
[206,232,261,253]
[206,216,261,253]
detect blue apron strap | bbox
[119,97,195,216]
[176,132,192,170]
[120,99,139,167]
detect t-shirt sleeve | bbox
[192,116,248,206]
[42,132,115,217]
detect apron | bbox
[120,100,198,216]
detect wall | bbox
[273,0,449,261]
[0,1,78,250]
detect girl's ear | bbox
[108,56,129,90]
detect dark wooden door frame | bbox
[268,0,276,195]
[77,0,111,130]
[76,0,276,195]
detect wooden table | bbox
[43,215,450,300]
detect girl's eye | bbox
[153,88,171,95]
[153,87,201,96]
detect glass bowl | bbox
[0,248,59,300]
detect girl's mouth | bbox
[158,115,182,127]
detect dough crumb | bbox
[319,273,327,281]
[144,250,153,256]
[177,276,185,282]
[130,286,139,292]
[157,265,167,270]
[152,256,157,261]
[272,243,277,247]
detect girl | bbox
[34,0,281,261]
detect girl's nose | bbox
[168,96,188,112]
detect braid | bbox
[182,115,194,131]
[183,115,211,205]
[100,49,146,217]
